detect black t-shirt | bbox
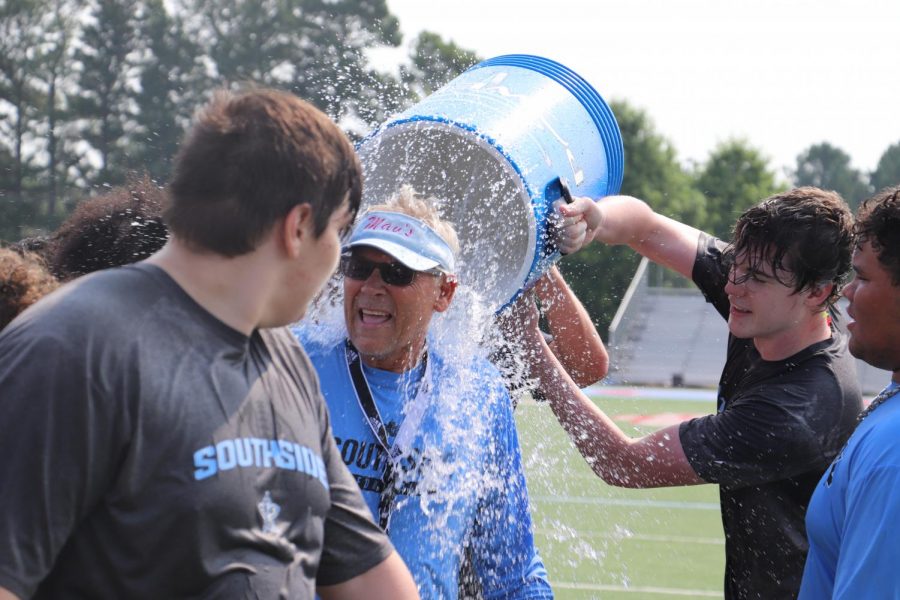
[679,234,862,600]
[0,264,393,599]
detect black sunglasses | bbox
[340,254,440,287]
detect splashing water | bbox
[308,78,622,586]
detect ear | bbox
[282,204,314,259]
[804,281,833,311]
[432,275,458,313]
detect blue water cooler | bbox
[357,54,624,311]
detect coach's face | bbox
[843,241,900,377]
[343,246,455,373]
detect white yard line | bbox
[552,581,722,597]
[531,495,720,511]
[534,528,723,546]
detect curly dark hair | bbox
[728,186,854,307]
[0,248,59,330]
[50,176,169,281]
[855,185,900,285]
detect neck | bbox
[146,238,281,336]
[754,310,832,361]
[359,341,427,374]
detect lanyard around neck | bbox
[343,339,428,530]
[858,382,900,424]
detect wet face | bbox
[843,241,900,376]
[343,246,455,372]
[723,251,823,353]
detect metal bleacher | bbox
[607,258,890,395]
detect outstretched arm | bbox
[533,265,608,387]
[558,195,703,280]
[513,296,704,489]
[318,551,419,600]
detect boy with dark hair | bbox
[165,89,362,256]
[515,187,862,599]
[0,89,417,600]
[800,185,900,598]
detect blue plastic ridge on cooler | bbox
[469,54,624,195]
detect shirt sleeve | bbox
[0,325,121,598]
[691,232,731,321]
[471,385,553,600]
[679,384,830,487]
[832,464,900,598]
[313,363,395,586]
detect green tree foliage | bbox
[71,0,138,185]
[871,141,900,192]
[793,141,871,210]
[354,30,480,134]
[0,0,53,239]
[184,0,401,123]
[401,31,480,97]
[130,0,205,182]
[0,0,43,197]
[695,138,781,239]
[31,0,81,218]
[559,101,706,333]
[0,0,886,261]
[0,0,416,239]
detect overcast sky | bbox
[377,0,899,180]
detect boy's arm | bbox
[318,551,419,600]
[559,195,703,279]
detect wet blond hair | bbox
[364,185,460,255]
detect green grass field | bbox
[515,391,725,599]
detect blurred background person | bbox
[48,175,168,280]
[0,248,58,331]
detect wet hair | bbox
[166,88,362,257]
[0,248,59,330]
[855,185,900,285]
[50,176,169,281]
[728,186,853,306]
[364,184,460,255]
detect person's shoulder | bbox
[5,265,159,333]
[291,320,345,357]
[853,401,900,452]
[439,351,514,413]
[693,232,727,267]
[0,265,168,374]
[788,329,860,397]
[432,350,503,385]
[690,233,731,317]
[260,326,303,353]
[741,367,841,409]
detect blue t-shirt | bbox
[295,325,552,600]
[800,381,900,599]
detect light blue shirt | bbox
[800,382,900,599]
[296,325,552,600]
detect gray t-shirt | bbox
[0,264,392,599]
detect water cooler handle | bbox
[545,176,575,256]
